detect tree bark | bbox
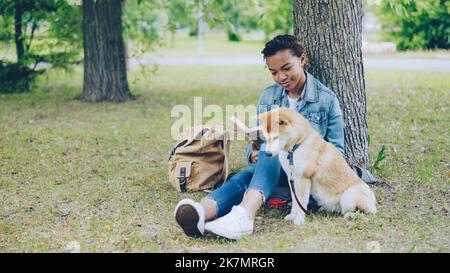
[14,1,24,65]
[81,0,132,102]
[293,0,369,167]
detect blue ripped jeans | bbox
[206,151,288,218]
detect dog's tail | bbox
[340,182,377,215]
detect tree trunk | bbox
[81,0,132,102]
[121,0,130,70]
[293,0,369,168]
[14,2,24,65]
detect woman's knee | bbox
[258,151,281,165]
[201,196,216,206]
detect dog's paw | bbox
[344,211,356,219]
[344,211,365,220]
[284,211,297,221]
[293,214,305,226]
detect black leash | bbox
[287,143,308,214]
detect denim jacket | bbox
[246,71,345,163]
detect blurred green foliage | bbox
[122,0,163,46]
[0,0,81,93]
[374,0,449,50]
[4,0,447,93]
[161,0,293,42]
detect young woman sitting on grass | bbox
[174,34,347,240]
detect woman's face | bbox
[265,49,307,93]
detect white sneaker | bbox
[204,205,254,240]
[174,199,205,237]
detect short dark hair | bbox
[262,35,308,66]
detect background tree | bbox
[165,0,260,48]
[165,0,192,47]
[161,0,292,46]
[81,0,131,102]
[122,0,162,47]
[0,0,80,93]
[218,0,260,42]
[374,0,449,50]
[259,0,294,41]
[294,0,369,167]
[122,0,163,69]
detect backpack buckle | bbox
[178,167,187,192]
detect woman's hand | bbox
[251,150,259,163]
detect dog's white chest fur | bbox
[278,148,308,177]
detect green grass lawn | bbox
[137,31,265,58]
[0,65,449,252]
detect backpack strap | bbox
[174,161,193,192]
[178,167,187,192]
[168,126,211,161]
[168,139,187,161]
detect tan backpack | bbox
[168,125,231,192]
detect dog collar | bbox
[287,143,301,166]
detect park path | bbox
[129,55,450,72]
[1,54,449,72]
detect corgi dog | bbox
[258,108,377,225]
